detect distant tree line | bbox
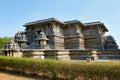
[0,37,13,49]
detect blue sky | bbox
[0,0,120,46]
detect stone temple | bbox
[2,18,120,60]
[14,18,118,50]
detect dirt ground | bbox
[0,72,34,80]
[0,69,55,80]
[0,70,53,80]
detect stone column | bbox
[91,50,98,60]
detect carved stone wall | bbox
[83,25,104,50]
[52,22,65,49]
[25,23,106,50]
[63,24,84,49]
[22,49,120,60]
[23,18,110,50]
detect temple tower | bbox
[35,31,50,49]
[2,40,22,57]
[104,35,119,50]
[15,32,27,48]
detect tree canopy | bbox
[0,37,12,49]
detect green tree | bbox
[0,37,12,49]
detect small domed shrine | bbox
[2,39,22,57]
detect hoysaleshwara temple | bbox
[2,18,120,60]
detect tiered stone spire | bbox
[15,32,27,48]
[35,31,49,49]
[3,40,20,50]
[2,40,21,56]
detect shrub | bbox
[0,56,120,80]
